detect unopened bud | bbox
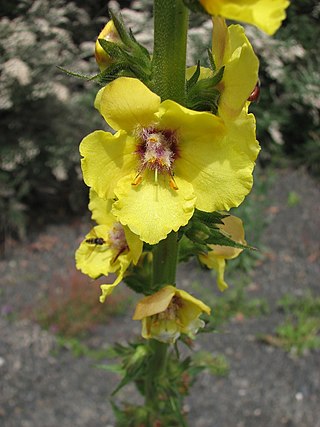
[95,20,120,70]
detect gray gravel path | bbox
[0,168,319,427]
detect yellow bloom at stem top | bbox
[80,77,260,245]
[200,0,290,35]
[75,190,143,301]
[133,285,211,343]
[199,214,246,291]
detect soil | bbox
[0,168,319,427]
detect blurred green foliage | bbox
[259,292,320,356]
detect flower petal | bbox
[112,171,196,245]
[213,215,246,259]
[141,317,181,343]
[80,130,137,200]
[89,189,115,226]
[175,288,211,315]
[214,24,259,119]
[199,253,228,291]
[99,77,161,133]
[158,99,225,140]
[133,285,176,320]
[124,226,143,265]
[99,254,132,302]
[178,111,260,212]
[211,16,229,69]
[75,225,114,279]
[200,0,290,35]
[94,87,104,112]
[99,282,120,302]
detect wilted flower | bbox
[199,214,246,291]
[80,77,259,244]
[133,285,211,343]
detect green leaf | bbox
[56,66,98,81]
[95,363,124,375]
[205,228,250,250]
[194,210,228,225]
[111,361,146,396]
[207,48,216,72]
[108,8,132,46]
[98,38,126,60]
[186,60,201,90]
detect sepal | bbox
[186,66,224,113]
[96,10,152,85]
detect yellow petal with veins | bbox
[99,77,161,133]
[200,0,290,35]
[113,172,196,245]
[80,130,137,200]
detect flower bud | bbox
[95,20,121,71]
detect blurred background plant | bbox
[0,0,318,245]
[0,0,104,242]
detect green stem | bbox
[145,340,167,410]
[152,0,189,104]
[152,231,179,287]
[144,1,189,425]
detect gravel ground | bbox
[0,168,319,427]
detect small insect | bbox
[84,230,107,260]
[85,236,106,246]
[248,80,261,102]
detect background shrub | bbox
[0,0,104,240]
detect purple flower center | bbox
[133,127,179,188]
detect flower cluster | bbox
[76,1,289,344]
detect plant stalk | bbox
[144,1,189,424]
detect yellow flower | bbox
[199,214,246,291]
[80,77,260,244]
[75,190,143,301]
[200,0,290,35]
[133,285,211,343]
[95,20,121,71]
[212,17,259,119]
[187,18,258,119]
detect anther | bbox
[132,173,143,186]
[169,176,178,190]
